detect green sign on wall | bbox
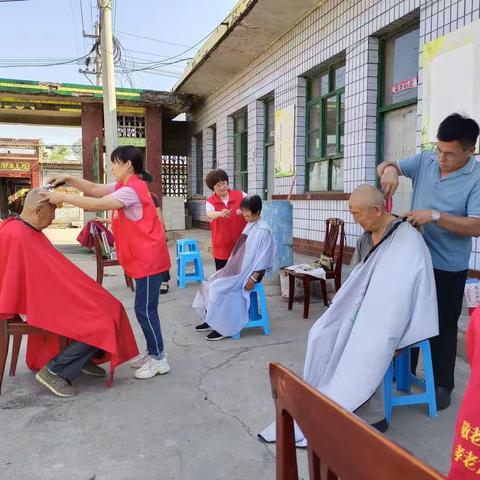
[117,137,146,147]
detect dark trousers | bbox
[48,341,100,382]
[214,258,228,271]
[135,272,165,358]
[412,268,468,391]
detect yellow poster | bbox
[274,104,295,177]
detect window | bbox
[195,133,203,195]
[117,115,145,138]
[211,125,217,169]
[264,98,275,199]
[233,110,248,191]
[383,27,420,107]
[306,63,345,192]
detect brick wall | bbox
[146,107,163,202]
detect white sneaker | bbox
[134,356,170,379]
[130,351,149,369]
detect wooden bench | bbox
[269,362,446,479]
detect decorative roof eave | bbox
[174,0,327,97]
[0,78,196,114]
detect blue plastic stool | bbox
[176,239,204,288]
[232,283,270,339]
[383,339,437,422]
[176,239,200,256]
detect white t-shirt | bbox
[205,191,248,213]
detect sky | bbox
[0,0,238,143]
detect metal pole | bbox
[99,0,117,183]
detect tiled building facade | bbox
[185,0,480,269]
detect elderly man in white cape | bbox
[193,194,274,341]
[258,184,439,446]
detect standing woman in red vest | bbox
[40,146,171,380]
[205,169,247,271]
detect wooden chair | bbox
[0,315,67,394]
[287,218,345,319]
[92,227,134,291]
[269,362,446,480]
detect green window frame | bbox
[233,110,248,191]
[211,125,217,169]
[195,132,203,195]
[263,98,275,199]
[306,63,345,192]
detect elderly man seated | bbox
[193,195,274,341]
[259,184,439,446]
[0,188,138,398]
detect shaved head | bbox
[349,184,385,210]
[349,184,391,232]
[22,188,50,212]
[20,188,57,231]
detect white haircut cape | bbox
[193,219,274,337]
[259,222,438,446]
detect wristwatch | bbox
[432,210,441,223]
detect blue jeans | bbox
[134,272,165,359]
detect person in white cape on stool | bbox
[193,195,275,341]
[258,185,439,447]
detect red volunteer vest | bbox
[112,175,171,279]
[448,307,480,479]
[207,189,247,260]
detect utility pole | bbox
[94,21,102,86]
[79,22,101,85]
[99,0,117,183]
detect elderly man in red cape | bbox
[448,306,480,479]
[0,188,138,398]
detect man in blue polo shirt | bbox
[377,113,480,411]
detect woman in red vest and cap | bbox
[204,169,247,271]
[195,169,247,333]
[40,146,171,380]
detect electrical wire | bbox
[0,55,92,68]
[0,41,98,68]
[89,0,94,27]
[113,0,118,33]
[115,30,190,48]
[119,25,218,73]
[79,0,86,32]
[69,0,81,57]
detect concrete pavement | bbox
[0,228,469,479]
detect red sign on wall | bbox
[391,77,418,95]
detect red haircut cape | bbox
[0,218,138,385]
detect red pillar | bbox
[30,162,40,188]
[81,104,104,182]
[145,106,163,203]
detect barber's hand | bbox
[38,191,65,206]
[403,210,433,227]
[47,175,69,188]
[220,208,230,218]
[245,278,256,291]
[380,167,399,199]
